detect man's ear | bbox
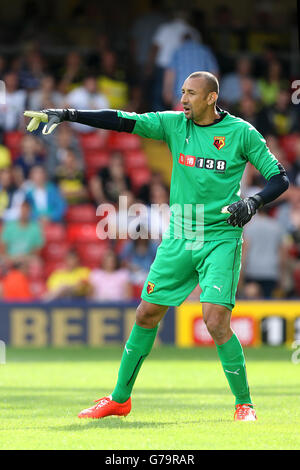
[207,92,217,105]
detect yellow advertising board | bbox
[176,301,300,347]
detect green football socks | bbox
[111,323,158,403]
[216,333,252,406]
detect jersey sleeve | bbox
[117,110,183,142]
[243,124,281,180]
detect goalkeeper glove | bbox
[221,195,263,228]
[24,109,76,135]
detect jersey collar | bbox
[192,106,228,127]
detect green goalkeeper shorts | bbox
[141,237,243,310]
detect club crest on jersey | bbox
[213,136,225,150]
[147,282,155,294]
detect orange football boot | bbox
[234,404,257,421]
[78,396,131,419]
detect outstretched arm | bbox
[24,109,137,135]
[24,108,169,142]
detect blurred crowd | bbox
[0,3,299,302]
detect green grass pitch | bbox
[0,346,299,450]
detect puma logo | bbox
[213,285,222,292]
[225,369,240,375]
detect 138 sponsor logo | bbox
[179,153,226,172]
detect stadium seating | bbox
[293,267,300,295]
[27,258,45,281]
[30,280,47,299]
[83,150,110,177]
[75,241,109,268]
[108,131,141,151]
[44,260,66,277]
[65,204,97,223]
[132,283,143,299]
[128,166,152,190]
[279,134,300,163]
[67,223,99,243]
[43,223,67,242]
[42,241,71,261]
[124,149,148,171]
[79,131,109,150]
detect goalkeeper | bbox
[24,71,289,422]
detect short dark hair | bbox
[188,71,219,95]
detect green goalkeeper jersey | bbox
[118,108,281,241]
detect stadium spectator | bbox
[0,200,44,262]
[88,249,132,301]
[257,88,300,137]
[146,182,170,240]
[0,128,4,149]
[0,261,33,301]
[97,50,130,110]
[242,207,288,298]
[28,74,63,110]
[25,165,67,223]
[17,48,46,91]
[258,59,287,107]
[0,144,11,170]
[210,5,240,55]
[54,148,89,205]
[219,56,260,108]
[65,75,109,133]
[0,167,25,221]
[239,77,261,105]
[264,137,290,176]
[120,237,158,291]
[147,10,200,110]
[275,187,300,297]
[45,249,90,301]
[275,186,300,235]
[138,171,168,205]
[130,0,166,110]
[106,189,139,240]
[0,55,6,79]
[11,164,26,189]
[0,71,26,131]
[239,281,263,300]
[86,32,111,70]
[131,0,165,80]
[89,151,132,205]
[287,137,300,187]
[237,96,260,128]
[14,134,44,179]
[44,123,83,178]
[58,51,86,94]
[273,186,300,297]
[163,33,219,108]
